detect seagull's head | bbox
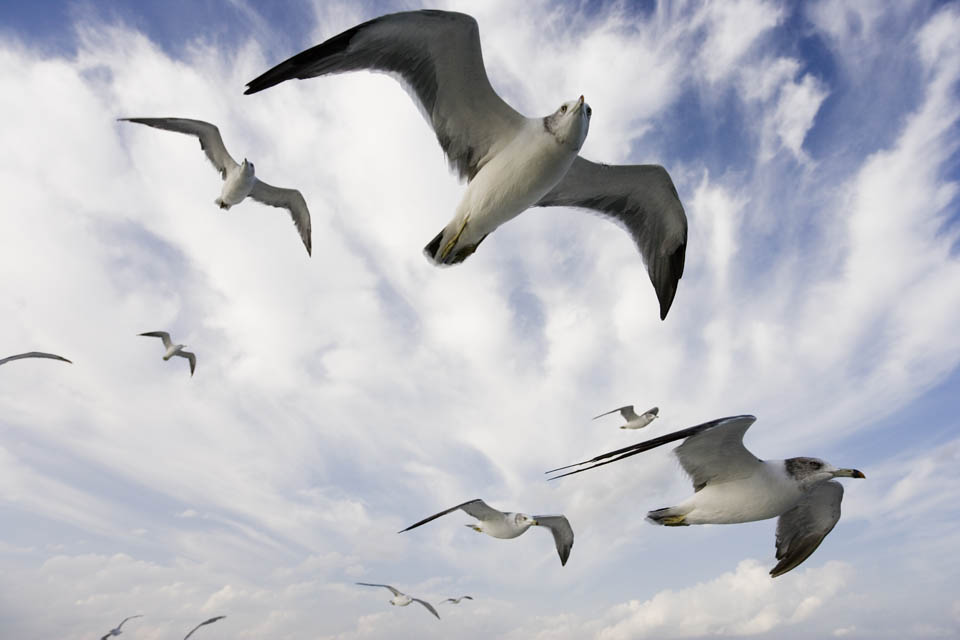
[787,457,866,488]
[513,513,538,530]
[241,158,255,175]
[543,95,591,150]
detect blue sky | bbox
[1,1,960,638]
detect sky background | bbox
[1,0,960,638]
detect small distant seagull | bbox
[119,117,312,256]
[399,498,574,566]
[100,614,143,639]
[440,596,473,604]
[546,415,865,576]
[0,352,71,366]
[355,583,440,619]
[139,331,196,376]
[594,405,659,430]
[245,10,687,319]
[183,615,226,640]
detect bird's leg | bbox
[464,524,482,533]
[439,216,470,261]
[659,515,687,526]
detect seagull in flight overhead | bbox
[547,415,865,576]
[0,352,71,366]
[139,331,196,376]
[440,596,474,604]
[100,614,143,639]
[183,615,225,640]
[119,117,313,255]
[399,498,574,566]
[355,583,440,619]
[245,10,687,319]
[594,405,659,430]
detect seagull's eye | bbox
[586,106,592,117]
[560,105,568,114]
[811,461,822,470]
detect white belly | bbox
[480,517,530,539]
[454,124,577,245]
[681,465,804,525]
[220,167,256,206]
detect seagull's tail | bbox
[646,507,689,527]
[215,198,230,210]
[423,225,487,266]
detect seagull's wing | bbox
[245,10,526,182]
[461,595,473,600]
[440,598,456,604]
[355,582,402,596]
[412,598,441,620]
[139,331,173,349]
[533,515,574,566]
[546,415,757,480]
[183,616,225,640]
[0,351,72,365]
[644,406,659,417]
[398,498,503,532]
[592,405,634,420]
[770,481,844,577]
[536,159,687,320]
[120,118,239,178]
[673,415,760,490]
[248,179,313,256]
[620,406,641,421]
[117,615,143,629]
[175,350,197,376]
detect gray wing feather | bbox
[533,515,574,566]
[412,598,441,619]
[139,331,172,349]
[674,415,759,491]
[356,582,402,596]
[536,159,688,320]
[592,405,634,420]
[245,10,526,181]
[176,351,197,376]
[0,351,72,365]
[120,118,238,177]
[398,498,503,532]
[770,481,844,577]
[183,616,225,640]
[248,179,313,256]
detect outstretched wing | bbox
[546,415,757,480]
[0,351,72,366]
[139,331,172,349]
[245,10,526,182]
[674,415,760,491]
[176,350,197,377]
[412,598,441,619]
[398,498,503,533]
[355,582,402,596]
[533,515,574,566]
[116,615,143,630]
[592,405,636,421]
[120,118,238,178]
[770,481,844,577]
[248,179,313,256]
[536,159,687,320]
[183,615,225,640]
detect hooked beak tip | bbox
[578,95,584,104]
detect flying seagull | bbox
[594,405,659,430]
[399,498,574,566]
[245,10,687,319]
[440,596,474,604]
[546,415,865,576]
[183,615,225,640]
[139,331,196,376]
[119,117,312,256]
[0,352,71,366]
[355,583,440,619]
[100,614,143,639]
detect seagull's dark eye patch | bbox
[811,461,822,470]
[560,105,567,114]
[586,106,592,117]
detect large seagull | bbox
[245,9,687,319]
[547,415,865,576]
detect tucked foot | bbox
[646,507,688,526]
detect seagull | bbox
[594,405,659,430]
[119,117,312,256]
[546,415,865,576]
[0,351,71,366]
[100,614,143,639]
[183,615,225,640]
[399,498,574,566]
[245,10,687,319]
[440,596,474,604]
[355,583,440,619]
[139,331,196,376]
